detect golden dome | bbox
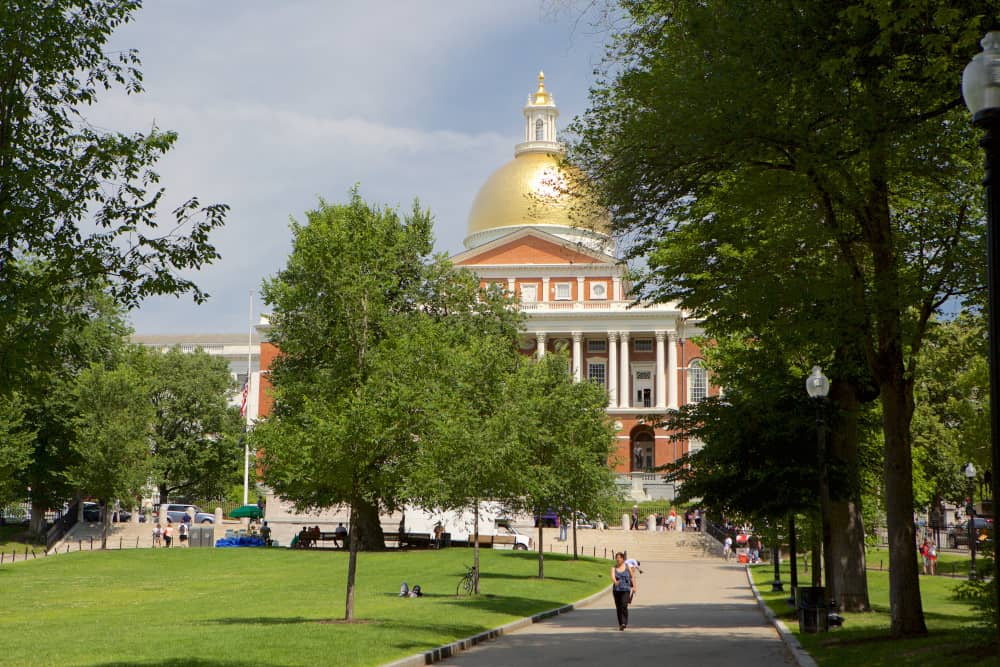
[466,151,610,238]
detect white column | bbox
[507,277,516,294]
[655,330,667,409]
[613,277,622,301]
[667,332,679,409]
[572,332,583,382]
[608,332,618,407]
[536,332,547,358]
[576,276,585,302]
[542,277,550,302]
[619,332,630,409]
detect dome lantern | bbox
[516,71,560,157]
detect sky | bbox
[95,1,615,334]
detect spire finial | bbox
[530,71,552,106]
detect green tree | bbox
[0,1,227,323]
[569,0,995,635]
[911,312,990,514]
[142,346,243,504]
[17,286,131,539]
[255,190,522,619]
[401,314,522,594]
[0,393,33,510]
[503,353,618,579]
[64,359,153,548]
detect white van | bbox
[404,503,532,550]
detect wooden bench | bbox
[294,531,348,549]
[463,534,519,549]
[383,532,434,549]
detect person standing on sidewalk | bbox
[610,552,636,631]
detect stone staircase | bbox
[535,527,722,562]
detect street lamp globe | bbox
[963,32,1000,120]
[805,366,830,399]
[965,462,977,481]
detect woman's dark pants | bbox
[613,589,630,627]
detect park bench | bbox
[383,532,434,549]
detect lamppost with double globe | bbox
[965,462,978,580]
[963,29,1000,635]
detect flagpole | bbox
[243,291,253,506]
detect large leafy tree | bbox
[256,190,521,620]
[401,317,523,595]
[1,1,227,532]
[17,285,131,539]
[569,0,994,636]
[0,0,227,323]
[64,359,153,548]
[141,346,243,504]
[911,312,991,511]
[502,353,618,579]
[0,393,33,511]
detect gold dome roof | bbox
[466,152,610,238]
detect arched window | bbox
[535,118,544,141]
[631,430,654,472]
[689,359,707,402]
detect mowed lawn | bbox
[1,546,610,666]
[750,552,997,667]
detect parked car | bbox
[81,502,131,523]
[948,517,993,548]
[154,503,214,524]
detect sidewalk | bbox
[437,545,796,666]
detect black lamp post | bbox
[771,527,784,593]
[965,462,978,580]
[806,366,831,595]
[786,513,798,606]
[964,31,1000,635]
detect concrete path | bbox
[440,541,796,667]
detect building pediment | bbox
[451,227,616,267]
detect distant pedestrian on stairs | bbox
[610,552,637,631]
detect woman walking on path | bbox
[610,552,637,631]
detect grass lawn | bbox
[0,546,609,666]
[750,551,997,667]
[0,523,42,552]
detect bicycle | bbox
[456,564,478,596]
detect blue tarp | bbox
[215,536,265,548]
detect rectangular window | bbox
[588,362,606,386]
[554,282,572,301]
[634,338,653,352]
[586,339,607,353]
[520,284,537,303]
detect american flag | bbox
[239,381,249,417]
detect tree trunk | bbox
[29,499,48,542]
[572,514,578,560]
[882,381,927,636]
[537,523,544,579]
[344,503,359,621]
[100,500,109,550]
[828,381,871,612]
[351,498,384,551]
[472,501,480,594]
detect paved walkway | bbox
[439,537,796,667]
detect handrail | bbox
[45,501,79,551]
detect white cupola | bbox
[515,71,562,157]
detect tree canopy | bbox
[568,0,997,636]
